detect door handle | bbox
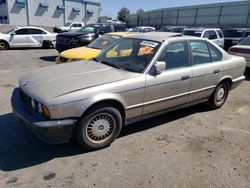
[213,69,221,74]
[181,75,190,80]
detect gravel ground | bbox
[0,49,250,188]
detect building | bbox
[128,0,250,29]
[0,0,100,26]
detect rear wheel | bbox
[207,82,229,109]
[0,40,9,50]
[42,41,51,49]
[76,107,122,150]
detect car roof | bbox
[224,28,250,31]
[184,27,221,31]
[125,32,185,42]
[15,26,45,30]
[106,32,135,37]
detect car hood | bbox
[60,46,101,60]
[19,61,139,101]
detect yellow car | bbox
[56,32,134,64]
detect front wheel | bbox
[76,107,122,150]
[207,82,229,109]
[0,40,9,50]
[42,41,51,49]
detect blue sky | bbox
[100,0,245,18]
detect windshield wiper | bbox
[92,57,99,62]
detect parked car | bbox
[56,32,134,64]
[159,26,186,33]
[183,28,224,48]
[12,32,246,150]
[228,36,250,68]
[107,19,124,24]
[128,26,156,33]
[223,28,250,51]
[0,26,57,50]
[56,23,126,52]
[53,22,84,33]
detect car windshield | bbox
[238,37,250,45]
[64,22,72,27]
[183,30,202,37]
[224,30,245,38]
[88,34,121,50]
[3,29,16,34]
[77,24,101,34]
[94,38,160,73]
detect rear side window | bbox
[216,30,223,38]
[29,29,46,34]
[208,43,223,62]
[158,41,189,70]
[190,41,211,65]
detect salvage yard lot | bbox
[0,49,250,188]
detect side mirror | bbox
[154,61,166,75]
[11,32,16,35]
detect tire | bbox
[207,82,229,109]
[42,41,51,49]
[0,40,9,50]
[76,107,122,150]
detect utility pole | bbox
[26,0,30,25]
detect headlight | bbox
[31,98,36,110]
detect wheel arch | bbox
[0,39,9,48]
[79,99,126,126]
[218,76,233,89]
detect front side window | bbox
[158,41,189,70]
[95,38,160,73]
[88,34,121,50]
[190,41,211,65]
[15,29,29,35]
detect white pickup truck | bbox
[53,22,84,33]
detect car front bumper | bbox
[11,88,77,144]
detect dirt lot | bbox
[0,49,250,188]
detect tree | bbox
[136,9,144,26]
[117,7,130,23]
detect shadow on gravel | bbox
[0,104,210,172]
[0,113,86,172]
[244,68,250,81]
[39,56,57,62]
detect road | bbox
[0,49,250,188]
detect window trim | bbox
[157,40,190,71]
[189,40,213,66]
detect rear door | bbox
[143,41,192,115]
[29,28,47,47]
[188,40,224,102]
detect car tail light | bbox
[229,48,250,54]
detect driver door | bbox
[143,41,192,115]
[9,28,33,47]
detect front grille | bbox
[20,89,32,109]
[56,36,70,44]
